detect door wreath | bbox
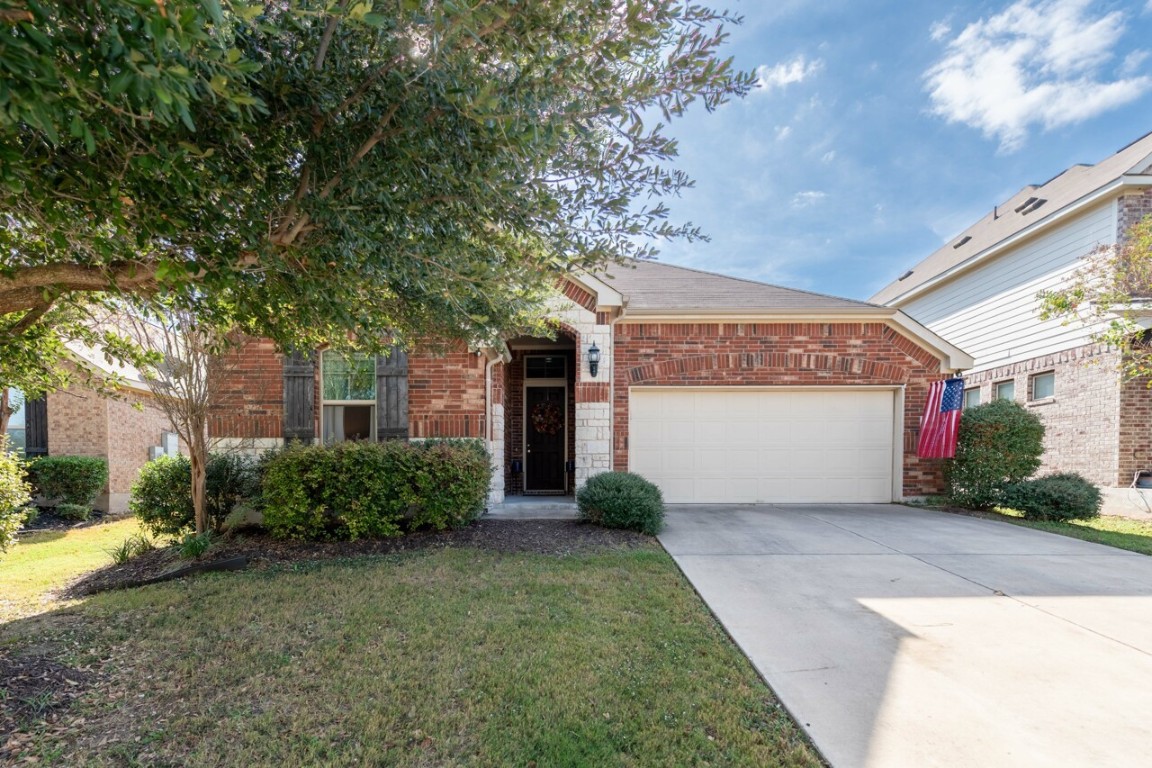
[530,401,564,435]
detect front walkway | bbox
[659,503,1152,768]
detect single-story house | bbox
[4,352,179,514]
[211,260,971,505]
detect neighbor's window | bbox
[3,387,25,454]
[994,380,1016,401]
[963,387,981,409]
[321,352,376,444]
[1030,372,1055,401]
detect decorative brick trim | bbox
[626,353,909,385]
[595,311,612,326]
[411,414,483,438]
[557,278,598,313]
[576,382,609,402]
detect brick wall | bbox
[209,338,285,439]
[612,321,949,496]
[408,344,487,438]
[960,344,1122,486]
[1118,371,1152,485]
[1118,188,1152,238]
[47,383,174,512]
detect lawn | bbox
[0,528,821,767]
[0,518,143,622]
[990,508,1152,555]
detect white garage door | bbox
[629,388,897,504]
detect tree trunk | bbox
[189,437,208,535]
[0,388,9,437]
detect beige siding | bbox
[900,201,1116,373]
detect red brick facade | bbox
[210,338,285,439]
[408,344,487,439]
[612,321,949,496]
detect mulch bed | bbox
[65,519,653,598]
[19,509,111,535]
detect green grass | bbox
[991,508,1152,555]
[0,518,142,621]
[1,544,821,767]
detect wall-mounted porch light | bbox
[587,343,601,378]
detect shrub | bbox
[407,439,491,530]
[576,471,664,535]
[55,502,92,521]
[107,533,156,565]
[27,455,107,507]
[130,453,262,538]
[179,531,214,559]
[0,438,32,553]
[1001,473,1102,521]
[261,440,492,540]
[946,399,1045,510]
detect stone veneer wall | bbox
[960,344,1122,486]
[611,321,951,497]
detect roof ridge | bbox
[615,258,880,308]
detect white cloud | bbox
[929,20,952,42]
[775,125,793,141]
[755,56,824,93]
[791,190,827,208]
[924,0,1152,152]
[821,150,837,163]
[1123,49,1151,76]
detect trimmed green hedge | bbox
[0,438,32,552]
[947,399,1044,510]
[1001,473,1102,522]
[130,453,262,538]
[576,471,664,535]
[27,455,107,507]
[261,440,491,540]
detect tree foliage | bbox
[1039,215,1152,381]
[1,0,752,392]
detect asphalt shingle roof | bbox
[870,131,1152,305]
[597,259,878,312]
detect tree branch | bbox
[0,262,159,315]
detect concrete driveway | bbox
[659,504,1152,768]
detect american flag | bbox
[918,378,964,458]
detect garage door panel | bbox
[630,389,895,504]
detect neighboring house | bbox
[871,130,1152,496]
[3,355,179,514]
[210,260,971,505]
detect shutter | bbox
[376,346,409,440]
[24,396,48,458]
[283,351,316,444]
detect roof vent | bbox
[1020,198,1047,215]
[953,236,972,248]
[897,270,913,281]
[1014,197,1038,213]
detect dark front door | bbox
[525,386,566,493]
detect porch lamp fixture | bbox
[587,343,601,378]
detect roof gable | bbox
[872,130,1152,306]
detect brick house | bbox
[871,129,1152,501]
[5,357,178,514]
[211,260,970,505]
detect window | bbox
[526,355,566,379]
[321,352,376,444]
[4,388,25,454]
[994,380,1015,401]
[1030,372,1055,401]
[963,388,981,409]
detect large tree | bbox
[1,0,752,391]
[1039,215,1152,381]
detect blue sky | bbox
[656,0,1152,301]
